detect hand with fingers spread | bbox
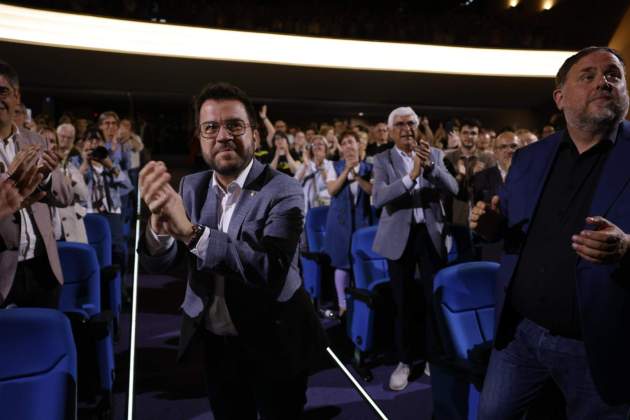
[140,161,194,242]
[571,216,630,264]
[470,195,504,241]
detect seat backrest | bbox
[0,308,77,420]
[351,226,389,291]
[433,261,499,360]
[305,206,329,252]
[57,242,101,315]
[84,213,113,267]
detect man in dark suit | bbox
[0,60,72,308]
[139,82,325,420]
[473,47,630,418]
[372,107,458,391]
[471,131,519,204]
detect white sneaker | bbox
[424,363,431,377]
[389,362,411,391]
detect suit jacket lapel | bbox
[588,121,630,218]
[227,159,265,240]
[522,135,563,224]
[198,174,218,228]
[390,148,407,179]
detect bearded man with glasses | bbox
[139,82,325,420]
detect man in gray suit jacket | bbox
[0,60,73,308]
[139,82,325,420]
[372,107,458,391]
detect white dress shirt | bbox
[396,147,425,224]
[146,158,255,336]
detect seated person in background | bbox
[269,131,300,175]
[78,128,133,269]
[294,135,334,211]
[324,130,373,317]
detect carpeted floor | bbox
[112,273,434,420]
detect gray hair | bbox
[56,123,76,137]
[387,107,419,129]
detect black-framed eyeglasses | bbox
[393,120,418,130]
[199,119,251,139]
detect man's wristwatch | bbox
[186,224,206,250]
[424,160,435,173]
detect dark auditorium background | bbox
[1,0,629,419]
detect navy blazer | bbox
[494,121,630,405]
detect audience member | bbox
[55,123,90,243]
[79,127,133,270]
[366,122,392,156]
[541,123,556,138]
[472,131,519,204]
[445,118,496,226]
[0,60,73,309]
[294,135,333,211]
[269,130,300,175]
[324,130,373,317]
[372,106,458,391]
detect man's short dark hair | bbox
[0,60,19,88]
[194,82,258,130]
[460,118,482,130]
[555,46,626,89]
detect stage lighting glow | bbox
[508,0,519,7]
[0,4,573,77]
[542,0,554,10]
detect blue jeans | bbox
[478,318,629,420]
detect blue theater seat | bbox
[346,225,391,381]
[84,213,122,335]
[57,242,115,403]
[431,261,499,420]
[0,308,77,420]
[300,206,329,301]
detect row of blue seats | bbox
[302,206,499,420]
[0,213,123,419]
